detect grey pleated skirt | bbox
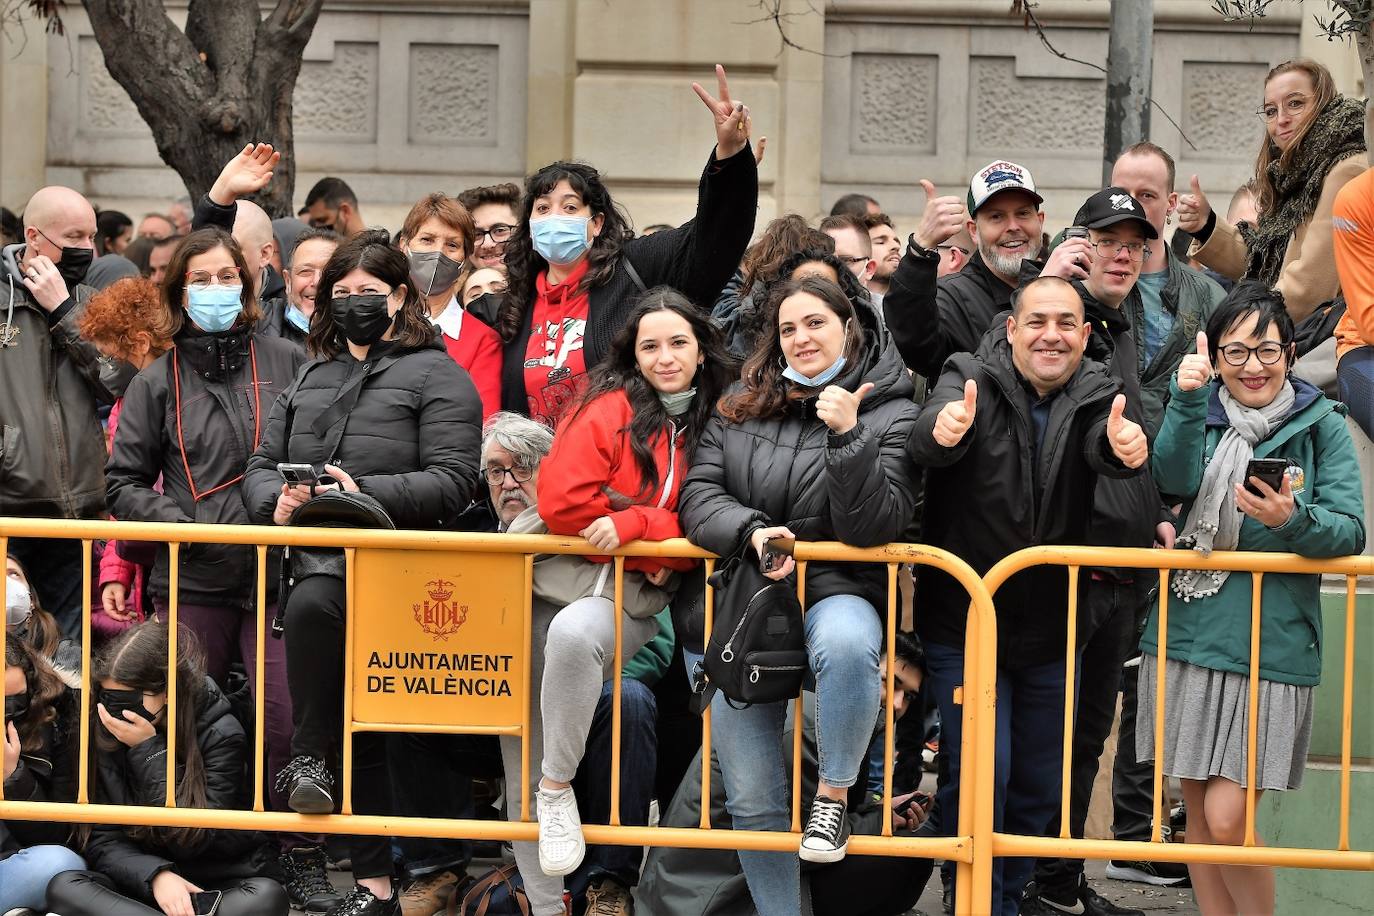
[1135,656,1314,791]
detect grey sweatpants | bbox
[499,595,659,915]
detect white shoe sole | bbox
[539,841,585,877]
[798,840,848,864]
[1104,863,1189,887]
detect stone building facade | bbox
[0,0,1361,234]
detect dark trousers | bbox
[1112,661,1155,842]
[47,870,288,916]
[1338,345,1374,442]
[388,732,483,877]
[284,574,393,879]
[811,853,934,916]
[1033,578,1149,892]
[9,536,85,640]
[926,641,1068,916]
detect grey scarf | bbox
[1171,380,1296,602]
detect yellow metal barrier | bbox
[0,517,998,916]
[981,545,1374,877]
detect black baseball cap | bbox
[1072,187,1159,239]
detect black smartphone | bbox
[1064,226,1090,240]
[1244,458,1289,497]
[277,462,317,488]
[190,890,223,916]
[759,535,795,574]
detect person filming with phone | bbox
[1136,282,1364,916]
[678,275,920,916]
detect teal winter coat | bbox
[1139,376,1365,686]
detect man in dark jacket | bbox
[0,185,133,636]
[909,276,1147,916]
[882,160,1047,380]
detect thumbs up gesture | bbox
[1176,174,1213,234]
[933,379,978,447]
[913,179,969,250]
[1107,394,1148,469]
[817,382,874,435]
[1176,331,1214,393]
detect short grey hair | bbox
[480,411,554,469]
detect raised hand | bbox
[209,142,281,206]
[20,254,70,312]
[1176,331,1213,392]
[692,64,750,161]
[1107,394,1148,469]
[913,180,968,250]
[1175,174,1212,235]
[816,382,873,435]
[1040,236,1094,281]
[933,379,978,448]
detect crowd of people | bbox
[2,57,1371,916]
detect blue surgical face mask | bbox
[284,303,310,333]
[185,285,244,332]
[782,356,847,388]
[530,215,592,266]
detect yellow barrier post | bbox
[610,555,625,827]
[254,544,268,813]
[699,557,715,831]
[165,544,179,809]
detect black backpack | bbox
[693,544,807,709]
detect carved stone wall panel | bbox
[967,57,1103,154]
[850,53,936,154]
[294,42,380,143]
[408,44,498,145]
[1183,61,1270,153]
[77,35,143,138]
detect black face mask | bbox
[4,693,28,724]
[99,687,157,726]
[37,230,94,289]
[332,294,395,346]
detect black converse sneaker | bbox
[276,755,335,815]
[799,795,850,863]
[325,881,401,916]
[279,845,345,913]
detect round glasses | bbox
[475,224,516,245]
[186,268,243,289]
[484,465,533,485]
[1218,341,1286,366]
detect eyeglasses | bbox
[1091,240,1152,263]
[1257,96,1310,122]
[1218,341,1287,366]
[186,269,243,289]
[475,224,516,245]
[937,244,970,257]
[484,465,533,485]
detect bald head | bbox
[233,200,276,298]
[21,186,97,267]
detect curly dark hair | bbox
[719,276,863,423]
[497,161,634,342]
[738,215,834,298]
[571,287,737,495]
[307,229,435,359]
[77,277,172,364]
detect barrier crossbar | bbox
[981,545,1374,878]
[0,517,998,916]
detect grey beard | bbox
[979,236,1043,280]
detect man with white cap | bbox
[882,161,1047,380]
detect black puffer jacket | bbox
[679,307,921,614]
[106,328,304,606]
[83,677,279,900]
[254,298,307,352]
[909,330,1139,669]
[498,144,758,414]
[243,336,481,529]
[0,688,80,859]
[882,240,1037,380]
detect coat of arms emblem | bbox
[413,579,467,641]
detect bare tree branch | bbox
[1012,0,1198,151]
[734,0,837,57]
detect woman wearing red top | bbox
[496,65,759,426]
[396,192,502,419]
[494,291,734,910]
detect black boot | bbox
[326,879,401,916]
[276,755,335,815]
[280,845,345,913]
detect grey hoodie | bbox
[0,242,130,517]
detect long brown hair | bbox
[5,637,67,751]
[307,229,436,359]
[6,553,62,664]
[1253,59,1339,215]
[718,276,862,423]
[91,621,214,849]
[156,229,261,339]
[739,215,834,297]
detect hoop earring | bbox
[777,354,787,370]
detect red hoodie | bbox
[537,389,697,576]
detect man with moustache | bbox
[883,161,1048,380]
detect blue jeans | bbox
[0,844,86,910]
[711,593,882,916]
[1338,345,1374,442]
[925,641,1068,916]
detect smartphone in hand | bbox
[1244,458,1289,497]
[759,535,795,574]
[191,890,223,916]
[277,463,318,489]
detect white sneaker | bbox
[537,784,586,876]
